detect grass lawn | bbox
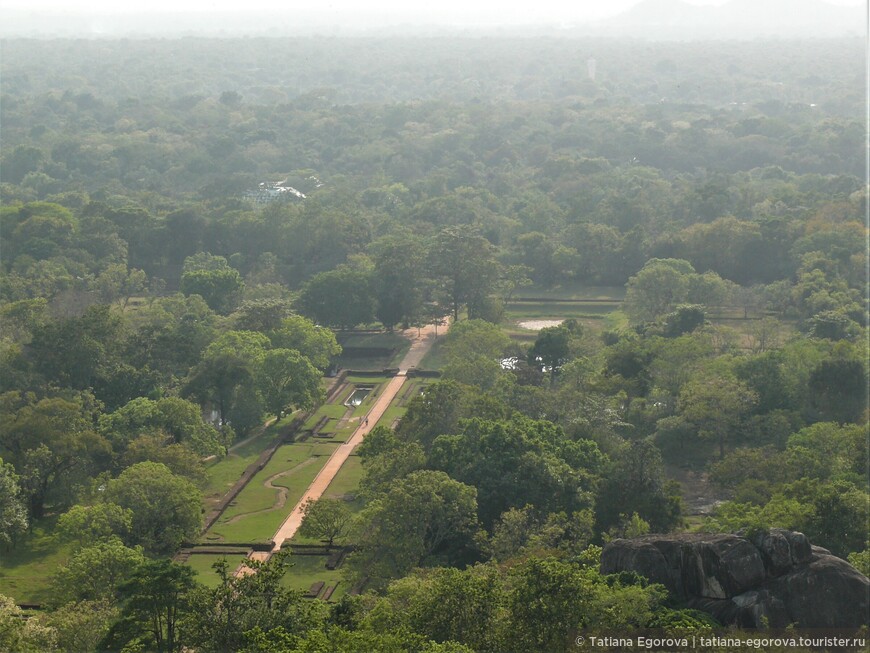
[513,283,626,301]
[323,455,364,499]
[418,337,446,370]
[204,442,337,543]
[338,332,407,349]
[303,403,349,429]
[187,550,347,601]
[505,301,617,320]
[280,553,346,600]
[185,553,247,588]
[336,331,411,371]
[503,284,625,329]
[344,374,391,386]
[202,413,301,512]
[0,517,71,605]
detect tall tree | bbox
[678,374,758,459]
[268,315,341,371]
[595,440,682,533]
[105,462,202,554]
[100,396,226,457]
[298,264,376,330]
[180,253,244,315]
[429,226,500,322]
[256,348,323,418]
[110,559,197,653]
[298,497,353,547]
[0,457,27,550]
[348,470,480,589]
[0,391,109,519]
[49,539,145,606]
[372,236,425,330]
[623,259,694,324]
[528,323,574,381]
[184,552,326,653]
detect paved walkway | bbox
[233,323,443,575]
[269,322,440,551]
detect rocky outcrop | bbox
[601,529,869,628]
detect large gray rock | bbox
[601,530,869,629]
[764,553,870,628]
[750,528,812,576]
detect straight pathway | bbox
[269,322,441,550]
[235,322,444,574]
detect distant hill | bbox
[595,0,866,39]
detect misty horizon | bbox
[0,0,865,39]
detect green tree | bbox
[596,440,682,533]
[183,330,276,432]
[441,319,512,389]
[100,396,226,457]
[268,315,341,371]
[429,417,601,529]
[128,294,218,379]
[256,348,323,418]
[299,264,375,330]
[795,479,870,557]
[372,235,425,330]
[109,559,197,653]
[397,381,470,453]
[0,145,45,184]
[372,566,503,652]
[442,319,511,363]
[503,557,592,653]
[28,304,127,392]
[44,599,118,653]
[357,426,427,498]
[808,356,868,424]
[662,304,706,338]
[298,497,353,547]
[184,552,327,653]
[678,374,758,459]
[184,351,256,428]
[624,259,695,323]
[180,253,244,314]
[848,545,870,576]
[528,323,573,381]
[232,298,293,333]
[0,457,27,550]
[105,462,202,554]
[0,594,57,653]
[123,434,208,486]
[0,391,109,519]
[56,503,134,547]
[429,226,500,322]
[50,538,145,606]
[92,263,148,308]
[347,470,480,589]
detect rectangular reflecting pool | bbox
[345,387,372,407]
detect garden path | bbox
[235,321,444,575]
[269,322,441,550]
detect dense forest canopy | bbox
[0,33,867,652]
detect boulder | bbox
[601,530,869,629]
[601,533,765,600]
[764,552,870,628]
[750,528,812,576]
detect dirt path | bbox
[269,322,442,551]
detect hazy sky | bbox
[1,0,863,23]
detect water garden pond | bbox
[516,319,564,330]
[345,387,372,407]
